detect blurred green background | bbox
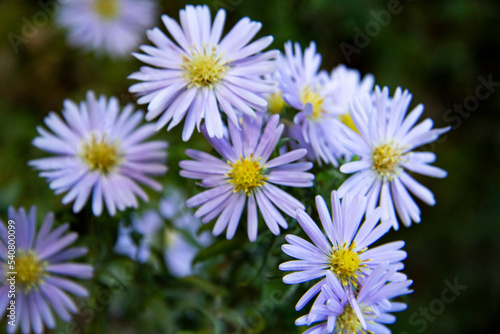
[0,0,499,333]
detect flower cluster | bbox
[113,188,212,277]
[17,3,450,333]
[280,192,411,333]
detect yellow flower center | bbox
[14,251,46,291]
[164,228,179,249]
[182,47,228,88]
[267,92,285,114]
[300,86,324,120]
[335,304,368,334]
[227,155,268,195]
[372,143,403,180]
[93,0,120,20]
[80,134,122,174]
[330,242,365,286]
[339,112,359,133]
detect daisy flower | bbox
[338,86,450,228]
[158,187,213,277]
[56,0,157,57]
[180,113,314,241]
[327,64,374,134]
[279,191,406,311]
[128,4,278,141]
[163,212,213,278]
[29,91,168,216]
[277,41,343,166]
[0,206,93,334]
[114,210,163,263]
[297,263,412,334]
[159,187,186,220]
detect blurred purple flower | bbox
[163,212,212,278]
[114,210,163,263]
[56,0,157,57]
[30,91,168,216]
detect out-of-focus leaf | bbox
[192,238,241,264]
[179,276,228,297]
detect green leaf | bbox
[192,238,241,264]
[179,276,228,297]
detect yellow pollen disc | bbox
[330,242,365,286]
[227,154,267,196]
[182,47,228,88]
[372,143,402,180]
[335,304,368,334]
[164,228,178,249]
[300,86,324,120]
[267,92,285,114]
[15,251,47,291]
[93,0,120,20]
[339,112,359,133]
[80,134,121,174]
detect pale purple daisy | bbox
[159,188,212,277]
[114,210,163,263]
[279,191,406,311]
[56,0,157,57]
[159,187,186,220]
[0,206,93,334]
[327,64,375,154]
[129,4,278,141]
[327,64,374,136]
[338,86,450,228]
[29,91,168,216]
[277,41,344,166]
[163,212,213,278]
[296,263,412,334]
[180,113,314,241]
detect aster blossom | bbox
[296,263,412,334]
[279,191,406,311]
[327,64,374,134]
[180,113,314,241]
[56,0,157,57]
[162,207,213,278]
[277,41,344,166]
[338,86,450,228]
[129,4,278,141]
[114,210,163,263]
[29,91,168,216]
[159,188,212,278]
[0,207,93,334]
